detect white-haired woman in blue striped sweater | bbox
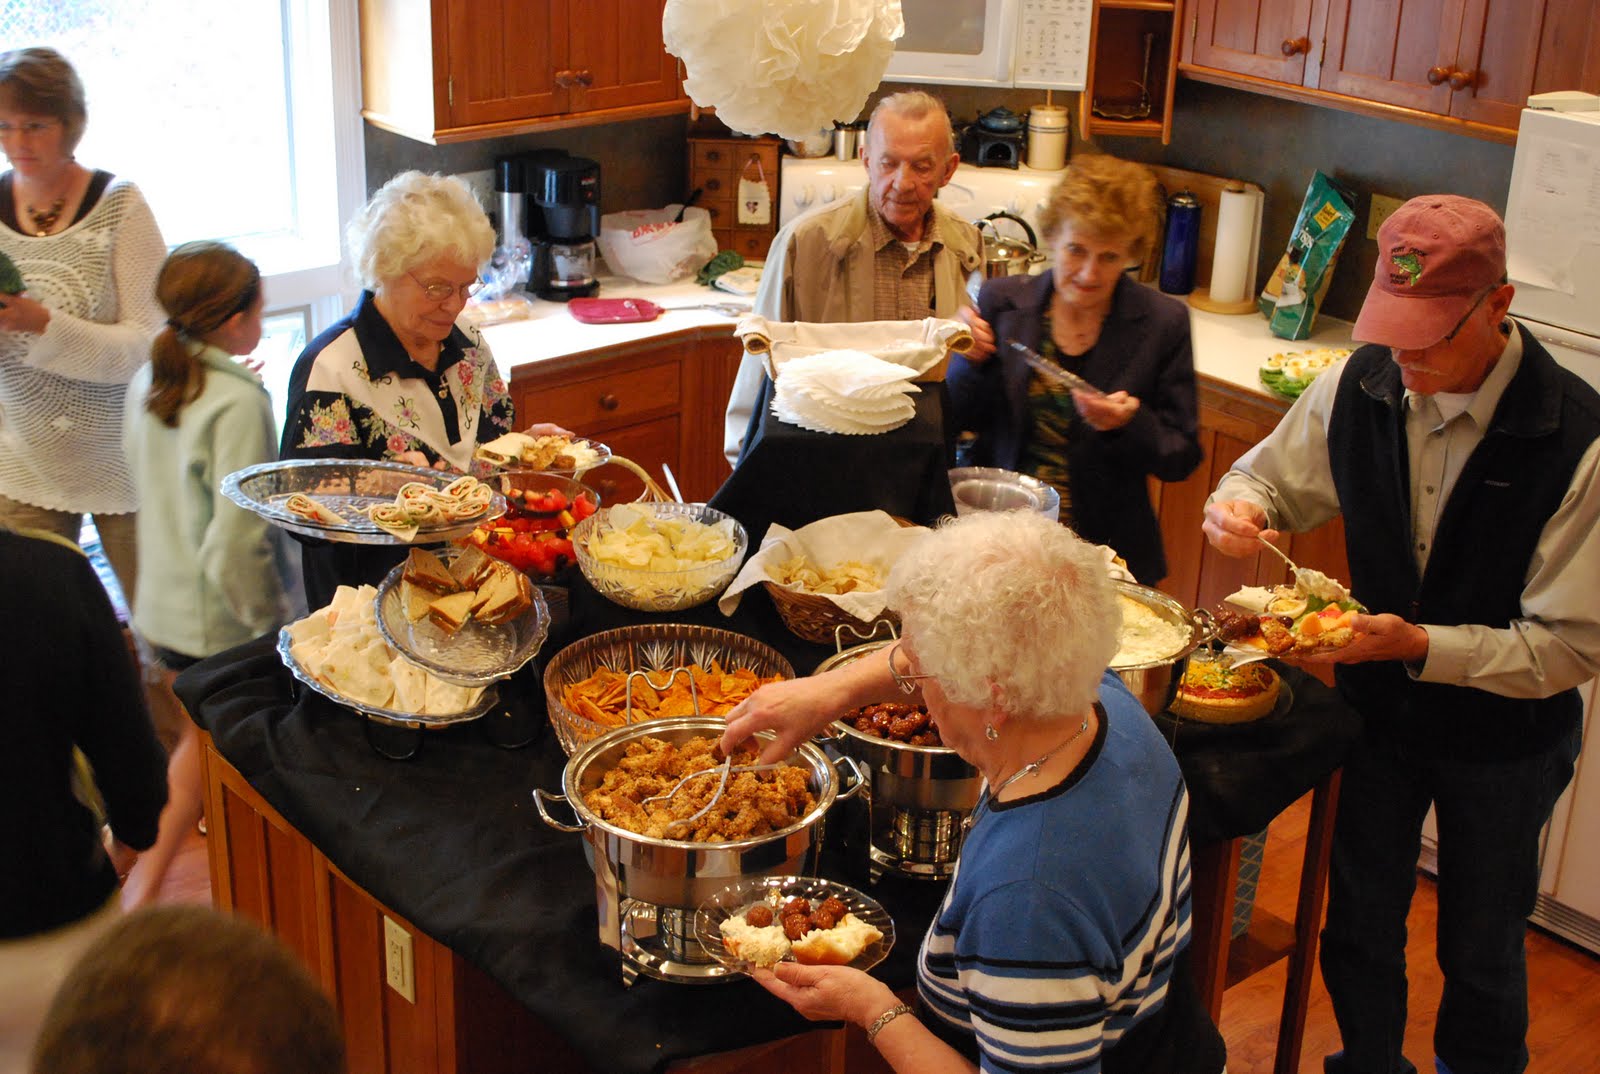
[722,510,1225,1073]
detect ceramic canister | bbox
[1026,105,1069,171]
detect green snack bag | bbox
[1258,172,1356,341]
[0,249,22,295]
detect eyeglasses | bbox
[1438,286,1496,345]
[0,120,60,138]
[409,272,480,303]
[887,643,938,695]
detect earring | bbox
[985,724,998,741]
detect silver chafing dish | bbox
[533,716,865,985]
[1110,580,1212,716]
[816,639,983,883]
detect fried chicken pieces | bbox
[582,735,815,842]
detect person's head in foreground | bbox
[1037,153,1163,314]
[31,905,345,1074]
[1352,194,1514,395]
[887,509,1119,762]
[861,90,960,243]
[346,170,496,358]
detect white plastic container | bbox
[948,467,1061,522]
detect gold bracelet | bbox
[865,1002,914,1045]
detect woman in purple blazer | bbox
[949,154,1201,585]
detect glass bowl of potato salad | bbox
[572,503,748,612]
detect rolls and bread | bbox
[399,547,533,635]
[718,893,883,968]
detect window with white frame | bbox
[2,0,365,429]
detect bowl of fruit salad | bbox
[459,472,600,580]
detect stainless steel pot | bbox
[815,641,983,879]
[1110,580,1212,716]
[534,716,864,911]
[974,210,1048,281]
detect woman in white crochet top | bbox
[0,46,167,609]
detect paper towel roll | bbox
[1209,187,1256,305]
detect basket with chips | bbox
[761,562,900,646]
[542,623,795,754]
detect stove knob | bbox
[1007,195,1025,215]
[792,183,815,211]
[819,185,837,204]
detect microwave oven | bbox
[883,0,1091,90]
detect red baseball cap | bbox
[1352,195,1506,350]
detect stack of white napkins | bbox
[771,349,921,435]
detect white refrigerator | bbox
[1501,104,1600,954]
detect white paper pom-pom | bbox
[663,0,904,141]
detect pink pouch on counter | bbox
[567,298,662,324]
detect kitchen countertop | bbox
[480,270,1358,404]
[478,275,756,381]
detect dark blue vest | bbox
[1326,328,1599,760]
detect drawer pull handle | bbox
[705,177,721,191]
[599,393,620,411]
[706,149,721,162]
[1280,37,1310,56]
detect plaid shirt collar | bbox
[866,196,942,255]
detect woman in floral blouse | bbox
[280,170,561,607]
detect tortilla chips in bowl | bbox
[542,623,794,755]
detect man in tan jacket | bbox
[722,91,985,465]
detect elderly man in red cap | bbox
[1203,195,1600,1074]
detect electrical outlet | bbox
[383,916,415,1003]
[455,169,495,212]
[1368,194,1404,240]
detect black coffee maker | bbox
[526,154,602,301]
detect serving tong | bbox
[1009,341,1106,400]
[638,758,788,830]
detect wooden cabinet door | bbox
[568,0,681,112]
[1318,0,1462,113]
[1446,0,1600,129]
[1184,0,1321,85]
[444,0,569,127]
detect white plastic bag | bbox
[596,205,718,284]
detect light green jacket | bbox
[122,344,288,657]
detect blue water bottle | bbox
[1159,191,1201,295]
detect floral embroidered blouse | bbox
[279,290,515,474]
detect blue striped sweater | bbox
[917,671,1193,1073]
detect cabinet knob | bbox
[1448,68,1477,91]
[575,68,594,88]
[706,149,722,163]
[705,177,721,192]
[1280,37,1310,56]
[1426,65,1453,85]
[599,393,620,411]
[595,478,619,500]
[554,68,575,88]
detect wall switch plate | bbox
[1368,194,1404,240]
[383,915,415,1003]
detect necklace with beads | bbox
[988,712,1092,801]
[25,196,66,236]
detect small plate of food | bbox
[694,875,894,976]
[474,431,611,474]
[1258,347,1352,400]
[1214,570,1365,659]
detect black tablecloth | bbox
[708,379,958,542]
[1152,664,1363,845]
[177,577,1359,1073]
[176,582,946,1074]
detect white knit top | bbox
[0,177,167,514]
